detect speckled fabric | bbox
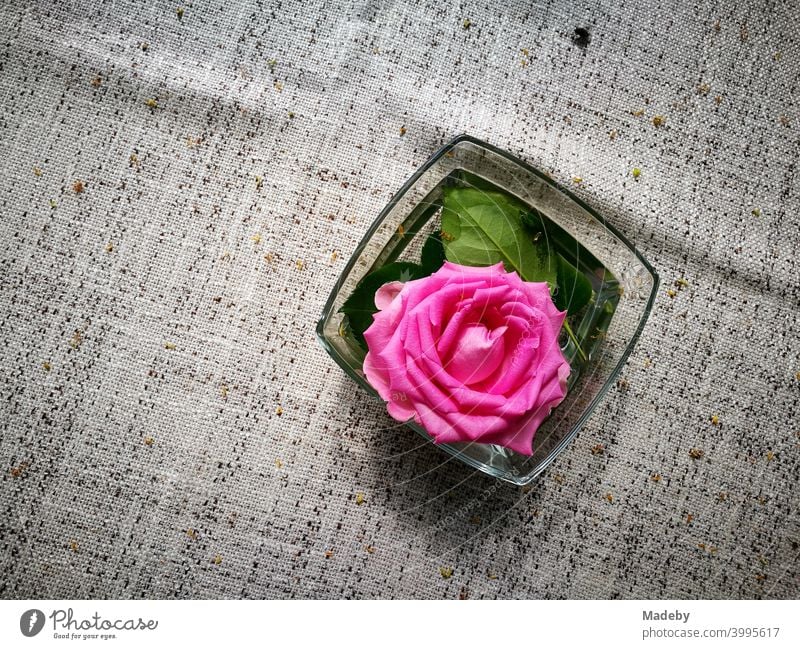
[0,0,798,600]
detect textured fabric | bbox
[0,0,798,600]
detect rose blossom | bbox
[362,261,570,455]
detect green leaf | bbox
[554,254,593,315]
[520,207,594,314]
[441,187,557,287]
[420,232,445,274]
[520,205,547,233]
[442,187,524,219]
[522,207,604,273]
[339,261,426,344]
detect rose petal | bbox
[374,281,405,310]
[445,323,507,384]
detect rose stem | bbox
[563,321,588,362]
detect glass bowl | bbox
[316,134,658,485]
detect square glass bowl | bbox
[316,134,658,485]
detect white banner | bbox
[0,600,796,648]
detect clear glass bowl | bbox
[316,134,658,485]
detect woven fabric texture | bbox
[0,0,798,599]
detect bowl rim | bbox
[316,133,660,486]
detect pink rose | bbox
[362,261,571,455]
